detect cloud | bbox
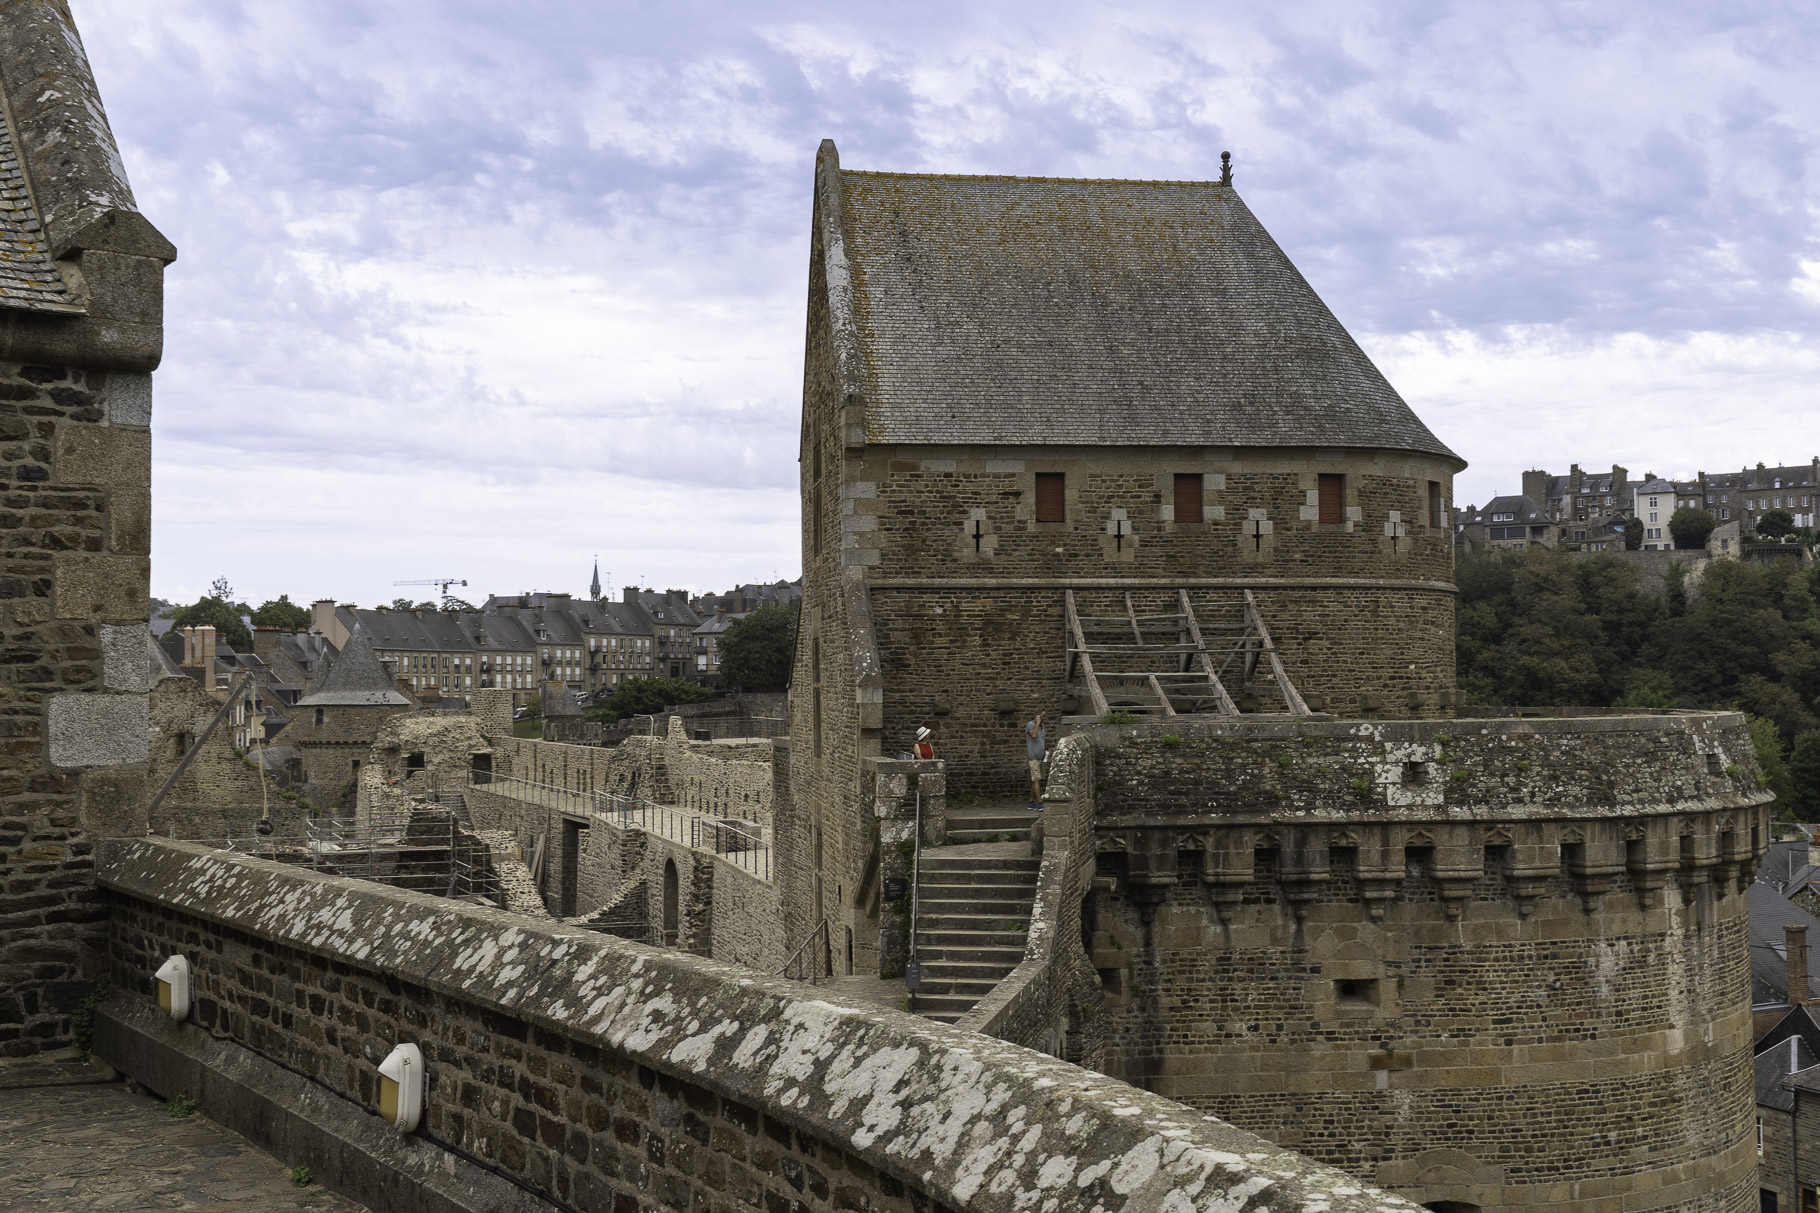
[69,0,1820,605]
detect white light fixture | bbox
[378,1043,424,1132]
[154,955,190,1021]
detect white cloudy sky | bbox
[75,0,1820,608]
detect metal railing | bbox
[778,918,832,984]
[172,808,498,903]
[471,770,773,881]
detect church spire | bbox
[590,556,601,601]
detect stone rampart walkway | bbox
[0,1050,366,1211]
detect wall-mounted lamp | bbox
[378,1043,424,1132]
[155,955,190,1021]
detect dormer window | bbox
[1491,512,1514,523]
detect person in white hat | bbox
[913,725,934,760]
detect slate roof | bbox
[1749,883,1820,1006]
[1457,495,1550,526]
[0,111,81,315]
[1757,1034,1815,1110]
[297,629,411,707]
[824,148,1459,462]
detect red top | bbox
[914,741,934,760]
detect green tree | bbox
[1668,506,1715,550]
[1759,508,1797,538]
[1624,516,1644,550]
[716,604,798,691]
[1787,730,1820,819]
[250,594,310,630]
[168,595,252,652]
[1749,715,1797,810]
[443,595,476,612]
[603,676,713,717]
[1455,547,1658,707]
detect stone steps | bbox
[907,847,1039,1024]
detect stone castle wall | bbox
[0,358,159,1055]
[870,584,1456,791]
[1073,712,1770,1213]
[95,837,1433,1213]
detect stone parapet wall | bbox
[96,837,1427,1213]
[491,728,774,829]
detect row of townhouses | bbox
[297,571,801,706]
[1456,458,1820,553]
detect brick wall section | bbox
[1072,713,1771,1213]
[96,837,1435,1213]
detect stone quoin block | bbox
[101,370,152,426]
[48,693,149,768]
[52,553,149,622]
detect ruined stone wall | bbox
[1078,713,1770,1213]
[490,728,773,830]
[96,836,1433,1213]
[145,674,308,839]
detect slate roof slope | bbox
[825,147,1459,462]
[1749,882,1820,1005]
[0,89,81,313]
[1757,1034,1814,1111]
[297,629,411,706]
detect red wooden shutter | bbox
[1173,474,1203,523]
[1035,473,1066,523]
[1318,474,1343,524]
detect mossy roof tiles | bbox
[832,166,1456,460]
[0,111,80,314]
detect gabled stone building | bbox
[283,629,413,804]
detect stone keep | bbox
[787,138,1463,992]
[0,2,176,1055]
[785,140,1768,1213]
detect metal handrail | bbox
[777,918,831,984]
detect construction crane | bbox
[394,577,468,597]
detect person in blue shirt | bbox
[1025,710,1047,809]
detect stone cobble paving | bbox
[0,1051,366,1212]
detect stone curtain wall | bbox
[868,585,1456,791]
[96,837,1429,1213]
[1080,713,1771,1213]
[463,783,786,971]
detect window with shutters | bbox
[1173,474,1202,524]
[1035,473,1066,523]
[1317,474,1343,524]
[1428,481,1443,528]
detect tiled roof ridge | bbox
[841,167,1237,189]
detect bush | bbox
[1668,506,1716,550]
[716,605,797,691]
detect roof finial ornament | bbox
[1219,151,1233,187]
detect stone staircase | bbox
[909,803,1041,1023]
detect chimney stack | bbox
[198,625,218,694]
[1789,924,1810,1005]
